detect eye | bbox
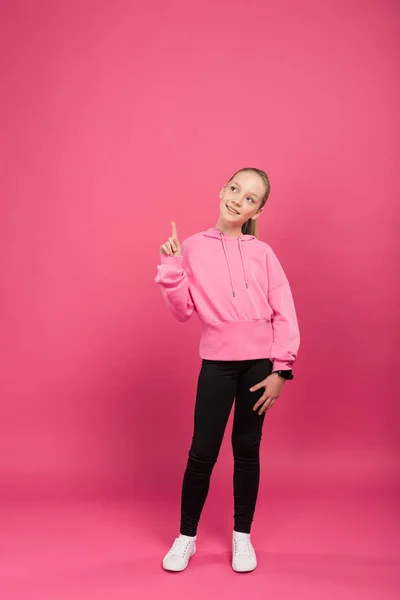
[230,185,237,192]
[247,197,255,204]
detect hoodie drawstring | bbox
[220,233,249,297]
[238,238,249,289]
[221,233,236,297]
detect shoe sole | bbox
[232,561,257,572]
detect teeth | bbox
[227,205,239,214]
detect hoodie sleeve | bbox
[154,244,195,322]
[266,246,300,372]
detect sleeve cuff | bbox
[272,360,293,372]
[160,254,184,265]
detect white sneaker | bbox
[232,531,257,572]
[162,534,197,571]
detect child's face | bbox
[219,171,265,228]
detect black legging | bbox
[180,357,273,536]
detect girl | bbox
[155,167,300,573]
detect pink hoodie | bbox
[155,227,300,371]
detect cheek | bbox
[244,204,257,216]
[219,198,228,213]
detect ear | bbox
[252,207,264,220]
[219,186,225,199]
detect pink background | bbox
[0,0,399,598]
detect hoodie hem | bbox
[199,320,274,361]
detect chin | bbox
[221,214,238,224]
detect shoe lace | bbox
[169,536,192,558]
[234,536,254,557]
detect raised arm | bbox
[155,222,195,322]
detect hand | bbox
[250,373,286,415]
[160,221,182,257]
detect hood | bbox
[202,227,256,241]
[201,227,256,297]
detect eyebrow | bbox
[230,181,259,200]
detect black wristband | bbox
[273,370,294,380]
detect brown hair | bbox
[226,167,271,238]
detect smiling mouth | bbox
[226,204,240,215]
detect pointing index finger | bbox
[171,221,178,240]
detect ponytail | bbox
[241,218,258,238]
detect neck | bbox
[214,217,243,238]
